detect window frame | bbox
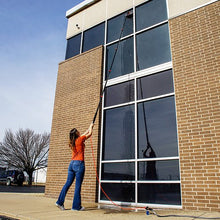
[98,1,180,208]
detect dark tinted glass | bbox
[101,183,135,202]
[136,0,168,31]
[82,22,105,52]
[138,183,181,205]
[104,81,134,107]
[65,33,81,59]
[107,9,133,43]
[106,37,134,79]
[103,105,135,160]
[136,24,171,70]
[137,70,174,100]
[102,162,135,180]
[138,96,178,158]
[138,160,180,180]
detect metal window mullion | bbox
[106,33,134,47]
[101,180,136,184]
[80,31,83,54]
[135,20,168,36]
[134,77,138,205]
[103,101,135,110]
[102,159,136,163]
[133,2,138,205]
[98,17,108,204]
[137,156,179,162]
[136,93,175,104]
[106,61,172,87]
[137,180,181,184]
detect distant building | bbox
[33,168,47,184]
[46,0,220,212]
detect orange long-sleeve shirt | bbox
[71,135,86,161]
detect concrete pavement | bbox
[0,193,220,220]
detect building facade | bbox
[45,0,220,211]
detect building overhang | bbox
[66,0,101,18]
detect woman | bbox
[56,123,94,211]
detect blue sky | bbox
[0,0,84,141]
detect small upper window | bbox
[65,33,81,59]
[107,9,133,43]
[82,22,105,52]
[136,0,168,31]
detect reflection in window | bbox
[102,162,135,180]
[138,160,180,181]
[136,0,168,31]
[136,24,171,71]
[106,37,134,79]
[138,96,178,158]
[65,33,81,59]
[104,80,134,107]
[82,22,105,52]
[137,70,174,100]
[138,183,181,205]
[101,183,135,202]
[107,9,133,43]
[103,105,135,160]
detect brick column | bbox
[45,46,103,203]
[169,1,220,211]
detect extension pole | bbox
[92,12,130,124]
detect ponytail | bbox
[69,128,78,151]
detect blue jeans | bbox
[56,160,85,210]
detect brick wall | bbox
[169,1,220,211]
[45,46,103,203]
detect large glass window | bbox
[102,105,135,160]
[102,162,135,180]
[106,37,134,79]
[65,33,81,59]
[101,183,135,202]
[82,22,105,52]
[136,24,171,70]
[107,9,133,43]
[135,0,168,31]
[138,97,178,159]
[104,80,134,107]
[138,183,181,205]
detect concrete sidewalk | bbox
[0,193,219,220]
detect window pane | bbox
[138,160,180,181]
[136,24,171,71]
[136,0,168,31]
[101,183,135,202]
[106,37,134,79]
[138,96,178,158]
[107,9,133,43]
[65,33,81,59]
[82,22,105,52]
[102,162,135,180]
[137,70,174,100]
[138,183,181,205]
[103,105,135,160]
[105,81,134,107]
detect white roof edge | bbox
[66,0,100,18]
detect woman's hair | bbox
[69,128,79,150]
